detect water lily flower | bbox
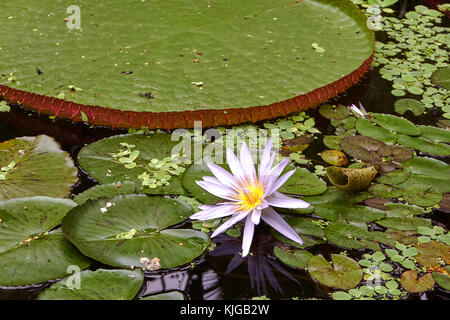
[348,102,368,118]
[190,139,310,257]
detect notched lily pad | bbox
[355,118,397,144]
[400,271,435,293]
[394,99,425,116]
[323,223,379,251]
[62,195,210,269]
[372,113,421,136]
[326,166,377,192]
[307,254,362,290]
[415,241,450,268]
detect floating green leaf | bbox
[77,133,188,195]
[398,134,450,156]
[307,254,363,290]
[0,135,77,200]
[375,217,431,231]
[394,99,425,116]
[324,223,378,250]
[372,114,421,136]
[62,195,210,269]
[274,246,312,269]
[355,118,397,144]
[37,269,144,300]
[431,66,450,90]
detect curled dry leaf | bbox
[326,166,377,192]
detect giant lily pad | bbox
[307,254,362,290]
[0,0,374,129]
[62,195,210,269]
[77,133,188,195]
[37,269,144,300]
[0,135,77,200]
[0,197,90,286]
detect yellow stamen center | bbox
[234,182,265,211]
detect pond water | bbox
[0,0,448,300]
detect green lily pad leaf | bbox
[324,223,378,250]
[323,136,343,150]
[377,170,410,186]
[399,157,450,193]
[319,104,350,120]
[400,271,435,293]
[432,267,450,291]
[375,217,431,231]
[0,0,374,129]
[272,216,324,249]
[0,197,90,286]
[340,135,385,162]
[278,167,328,196]
[331,291,352,300]
[368,183,403,199]
[320,150,348,167]
[417,125,450,144]
[181,162,222,204]
[402,184,443,207]
[314,203,385,223]
[77,133,188,195]
[415,241,450,268]
[326,166,377,192]
[0,135,77,200]
[307,254,363,290]
[431,66,450,90]
[372,114,421,136]
[398,134,450,156]
[37,269,144,300]
[384,229,418,246]
[73,181,137,205]
[62,195,210,269]
[274,246,313,269]
[355,119,397,144]
[384,203,426,217]
[302,187,373,205]
[140,291,185,300]
[394,99,425,116]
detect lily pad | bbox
[400,271,435,293]
[278,167,328,196]
[398,134,450,156]
[314,203,385,223]
[415,241,450,268]
[432,266,450,291]
[355,118,397,144]
[399,157,450,193]
[37,269,144,300]
[0,135,77,200]
[375,217,431,231]
[320,150,348,167]
[77,133,188,195]
[274,246,313,269]
[62,195,210,269]
[73,181,137,205]
[303,187,373,205]
[417,125,450,144]
[0,0,374,129]
[0,197,90,286]
[324,223,379,250]
[326,166,377,192]
[340,135,385,162]
[394,99,425,116]
[272,216,324,249]
[319,104,350,120]
[372,114,421,136]
[307,254,363,290]
[181,162,223,204]
[431,66,450,90]
[402,184,443,207]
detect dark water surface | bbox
[0,0,448,300]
